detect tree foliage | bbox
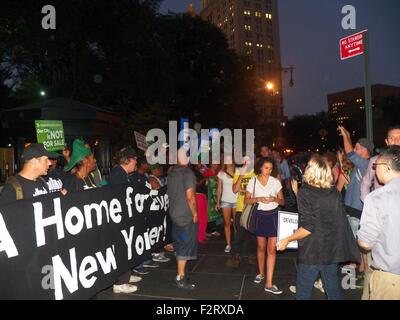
[0,0,257,139]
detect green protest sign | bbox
[35,120,65,151]
[207,176,220,222]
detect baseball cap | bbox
[357,138,375,156]
[21,143,60,162]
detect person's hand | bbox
[215,203,220,211]
[239,156,251,175]
[291,179,298,196]
[338,126,351,140]
[193,215,198,224]
[276,238,290,251]
[259,197,275,204]
[60,188,68,196]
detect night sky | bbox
[159,0,400,118]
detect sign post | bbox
[339,30,373,142]
[134,131,148,152]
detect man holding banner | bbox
[108,146,142,294]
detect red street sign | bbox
[340,30,367,60]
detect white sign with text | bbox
[278,211,299,249]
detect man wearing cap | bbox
[63,139,97,193]
[338,126,373,273]
[149,163,166,190]
[0,143,57,204]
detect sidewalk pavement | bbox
[95,235,363,300]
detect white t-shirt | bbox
[246,176,282,211]
[217,171,238,203]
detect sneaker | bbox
[142,260,160,268]
[175,276,196,291]
[289,285,296,294]
[224,245,232,253]
[129,275,142,283]
[113,283,138,294]
[264,285,283,295]
[152,253,170,263]
[314,278,325,293]
[133,268,150,275]
[254,274,265,284]
[211,231,221,237]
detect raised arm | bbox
[338,126,354,154]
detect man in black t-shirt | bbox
[43,156,65,193]
[0,143,58,205]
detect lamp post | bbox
[265,65,295,148]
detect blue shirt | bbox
[344,151,369,211]
[358,178,400,275]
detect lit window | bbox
[244,10,251,15]
[244,25,252,30]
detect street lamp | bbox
[265,81,274,91]
[40,90,46,97]
[280,65,295,88]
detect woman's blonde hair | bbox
[303,155,334,189]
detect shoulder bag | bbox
[240,177,257,233]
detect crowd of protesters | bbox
[0,124,399,299]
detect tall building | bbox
[200,0,284,146]
[328,84,400,143]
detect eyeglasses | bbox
[372,162,388,170]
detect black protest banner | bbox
[0,182,169,300]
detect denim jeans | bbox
[296,263,342,300]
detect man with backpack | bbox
[0,143,57,205]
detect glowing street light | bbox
[40,90,46,97]
[265,81,274,91]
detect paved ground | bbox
[95,234,363,300]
